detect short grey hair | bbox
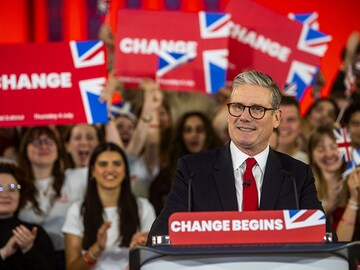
[232,70,282,109]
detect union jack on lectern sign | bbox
[169,210,326,245]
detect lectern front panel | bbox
[141,254,348,270]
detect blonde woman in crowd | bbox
[308,125,356,231]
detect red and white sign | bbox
[169,210,326,245]
[0,41,107,127]
[225,0,331,108]
[115,9,229,94]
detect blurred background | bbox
[0,0,359,95]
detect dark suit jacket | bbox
[147,144,337,243]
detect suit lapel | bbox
[260,149,284,210]
[213,144,238,211]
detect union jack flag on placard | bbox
[156,51,195,77]
[199,11,231,39]
[70,40,105,68]
[203,49,228,94]
[284,12,332,108]
[288,12,332,57]
[285,61,318,101]
[79,77,107,124]
[199,12,230,94]
[283,210,325,229]
[334,127,352,162]
[70,40,108,124]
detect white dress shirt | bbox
[230,141,269,211]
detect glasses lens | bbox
[229,103,244,117]
[31,138,54,147]
[249,106,265,119]
[0,184,21,193]
[8,183,17,192]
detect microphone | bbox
[280,169,300,210]
[188,172,195,212]
[243,177,252,188]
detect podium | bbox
[129,242,360,270]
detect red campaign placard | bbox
[0,41,107,127]
[169,210,326,245]
[225,0,331,104]
[115,9,230,94]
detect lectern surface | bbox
[129,242,360,270]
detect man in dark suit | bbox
[147,70,336,242]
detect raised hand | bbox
[347,167,360,203]
[95,221,111,252]
[12,225,37,254]
[140,78,163,114]
[129,231,149,248]
[0,236,18,259]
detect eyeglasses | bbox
[0,183,21,193]
[227,103,278,120]
[30,138,55,148]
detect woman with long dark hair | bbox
[149,111,222,215]
[62,142,155,270]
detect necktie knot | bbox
[245,158,256,170]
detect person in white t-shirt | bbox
[17,126,85,270]
[62,142,155,270]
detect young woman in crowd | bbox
[308,125,354,230]
[149,111,222,215]
[64,124,102,169]
[17,127,84,270]
[0,162,56,270]
[62,142,155,270]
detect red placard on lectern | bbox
[169,210,326,245]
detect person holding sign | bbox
[147,70,336,243]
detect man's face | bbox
[278,105,301,147]
[227,84,281,156]
[348,111,360,148]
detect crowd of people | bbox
[0,27,360,270]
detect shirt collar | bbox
[230,141,269,173]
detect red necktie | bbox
[242,158,258,211]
